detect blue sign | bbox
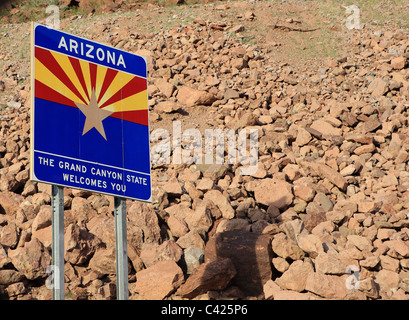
[31,23,151,201]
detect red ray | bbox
[90,63,97,92]
[111,109,149,126]
[35,47,87,104]
[97,68,118,104]
[68,56,90,101]
[34,79,77,108]
[99,76,147,109]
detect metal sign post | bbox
[51,185,65,300]
[114,197,128,300]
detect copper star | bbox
[75,90,113,141]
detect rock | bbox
[203,189,235,219]
[177,86,216,107]
[263,279,281,300]
[0,222,18,248]
[375,269,400,296]
[162,177,183,196]
[315,252,347,275]
[155,101,182,114]
[127,202,162,248]
[310,119,342,136]
[346,235,373,252]
[176,258,236,298]
[204,230,273,296]
[305,272,347,299]
[71,197,97,224]
[223,88,240,100]
[8,238,51,280]
[279,219,305,242]
[87,216,116,248]
[140,240,183,268]
[271,232,304,260]
[88,247,117,275]
[135,260,184,300]
[354,144,375,155]
[295,127,312,146]
[309,163,348,191]
[358,277,379,299]
[155,78,175,98]
[185,203,213,237]
[275,260,314,292]
[367,78,388,97]
[254,178,293,209]
[167,214,189,238]
[182,247,204,274]
[231,58,248,70]
[31,205,51,232]
[293,178,316,202]
[177,230,206,250]
[64,223,101,265]
[391,57,406,70]
[297,233,324,258]
[272,257,290,273]
[0,244,10,268]
[384,239,409,258]
[0,191,23,216]
[302,211,327,233]
[0,269,24,285]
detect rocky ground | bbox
[1,0,409,300]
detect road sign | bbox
[31,23,151,202]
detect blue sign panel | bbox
[31,23,151,201]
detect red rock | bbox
[305,272,347,299]
[71,197,97,224]
[135,260,184,300]
[88,247,117,275]
[391,56,406,70]
[293,178,316,202]
[203,189,235,219]
[155,78,175,98]
[275,260,314,292]
[0,221,18,248]
[0,191,23,216]
[176,258,236,298]
[8,238,51,280]
[309,163,347,191]
[367,78,388,97]
[204,230,273,296]
[254,178,293,209]
[64,223,102,265]
[176,86,216,106]
[140,240,183,268]
[302,211,327,233]
[32,205,51,232]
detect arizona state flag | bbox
[31,23,151,201]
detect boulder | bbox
[204,230,273,296]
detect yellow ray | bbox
[97,71,135,107]
[50,51,89,104]
[95,64,108,102]
[102,90,148,113]
[79,59,92,101]
[35,58,84,105]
